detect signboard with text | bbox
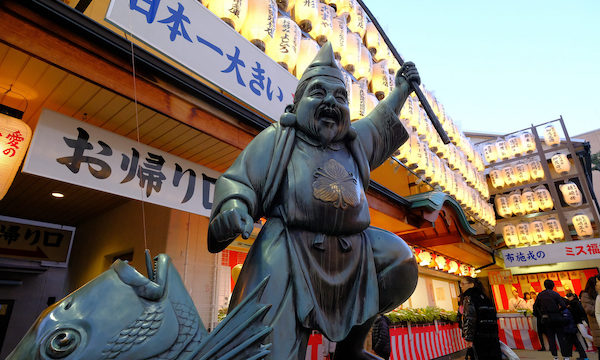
[0,216,75,265]
[501,238,600,267]
[106,0,297,122]
[23,110,221,217]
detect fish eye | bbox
[43,328,80,358]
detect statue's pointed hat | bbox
[298,41,345,84]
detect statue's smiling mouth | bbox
[317,106,340,125]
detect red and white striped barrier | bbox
[305,333,325,360]
[497,316,541,350]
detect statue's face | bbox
[295,76,350,146]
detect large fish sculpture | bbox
[7,253,271,360]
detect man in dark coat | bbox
[533,279,570,360]
[207,42,419,359]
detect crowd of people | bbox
[458,275,600,360]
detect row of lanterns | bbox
[481,124,562,165]
[489,159,545,189]
[413,248,476,277]
[495,186,554,218]
[502,217,564,247]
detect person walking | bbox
[371,314,391,360]
[460,277,502,360]
[534,279,570,360]
[562,298,589,360]
[581,275,600,360]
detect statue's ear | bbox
[280,105,296,127]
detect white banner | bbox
[23,109,220,217]
[501,238,600,267]
[106,0,297,122]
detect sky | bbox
[367,0,600,137]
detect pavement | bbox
[444,349,597,360]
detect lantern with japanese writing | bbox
[241,0,277,52]
[402,131,421,169]
[489,168,504,189]
[295,38,320,79]
[308,3,334,46]
[418,250,432,266]
[0,109,32,200]
[459,264,470,276]
[507,135,522,158]
[508,190,525,216]
[521,187,538,214]
[483,143,498,164]
[387,56,401,75]
[572,213,593,238]
[514,161,531,184]
[544,217,564,242]
[435,255,447,270]
[371,60,393,100]
[529,220,548,245]
[347,3,366,37]
[293,0,319,32]
[355,45,373,81]
[496,138,511,160]
[448,260,459,274]
[266,17,301,72]
[534,185,554,211]
[503,224,519,246]
[551,153,570,175]
[559,182,583,207]
[519,131,537,154]
[330,16,346,60]
[517,221,531,245]
[341,32,361,75]
[349,80,367,121]
[502,165,518,187]
[495,195,512,218]
[528,159,545,181]
[208,0,249,32]
[543,124,560,147]
[365,22,383,57]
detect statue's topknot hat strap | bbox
[298,41,345,84]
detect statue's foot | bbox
[333,349,383,360]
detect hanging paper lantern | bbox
[483,143,498,164]
[418,251,432,266]
[459,264,470,276]
[521,187,538,214]
[387,55,401,75]
[404,131,421,169]
[347,3,367,37]
[551,153,571,175]
[544,217,564,242]
[309,3,334,46]
[502,166,518,187]
[330,0,355,20]
[507,135,522,157]
[543,124,560,147]
[519,131,537,154]
[529,220,548,245]
[534,185,554,211]
[0,110,32,200]
[517,221,531,245]
[241,0,277,52]
[330,16,347,60]
[496,139,511,160]
[435,255,447,270]
[448,260,459,274]
[503,224,519,246]
[208,0,249,32]
[514,162,531,184]
[495,195,511,218]
[508,190,525,216]
[266,17,301,71]
[293,0,319,32]
[355,45,373,81]
[349,80,367,121]
[295,39,320,79]
[365,22,383,57]
[489,168,504,189]
[528,159,545,181]
[341,32,361,75]
[371,60,394,100]
[559,182,583,207]
[572,213,593,238]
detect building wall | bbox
[575,128,600,203]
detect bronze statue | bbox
[7,254,272,359]
[208,42,419,359]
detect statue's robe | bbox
[209,101,409,344]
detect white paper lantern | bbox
[508,190,525,216]
[543,124,560,147]
[495,195,512,218]
[266,17,301,72]
[514,162,531,184]
[330,16,347,60]
[371,60,394,100]
[517,222,531,245]
[241,0,277,51]
[559,182,583,207]
[534,185,554,211]
[519,131,536,154]
[551,153,570,175]
[208,0,249,32]
[295,39,320,79]
[521,187,538,214]
[544,217,564,242]
[448,260,459,274]
[503,224,519,246]
[418,250,432,266]
[496,139,511,160]
[489,168,504,189]
[483,143,498,164]
[507,135,522,157]
[0,112,32,200]
[573,213,593,238]
[347,3,366,37]
[530,220,548,245]
[528,159,545,181]
[502,166,518,187]
[309,3,334,45]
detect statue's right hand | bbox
[209,200,254,242]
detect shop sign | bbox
[105,0,297,122]
[501,237,600,267]
[0,215,75,266]
[23,110,221,217]
[488,270,513,285]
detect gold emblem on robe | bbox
[312,159,360,209]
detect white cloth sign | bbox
[501,238,600,267]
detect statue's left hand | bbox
[395,61,421,89]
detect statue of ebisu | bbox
[208,42,419,359]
